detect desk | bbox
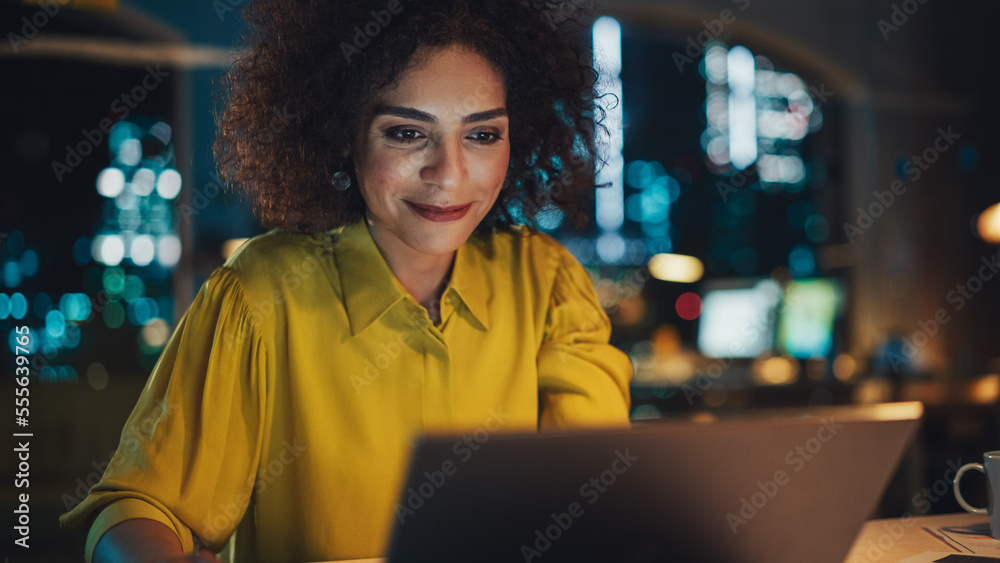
[325,514,992,563]
[843,513,993,562]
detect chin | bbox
[403,223,478,256]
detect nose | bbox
[420,135,468,192]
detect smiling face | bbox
[352,44,511,266]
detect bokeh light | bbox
[596,233,626,264]
[752,356,800,385]
[123,275,145,301]
[3,260,22,288]
[103,301,125,328]
[73,236,92,265]
[150,121,172,144]
[93,235,125,266]
[10,293,28,319]
[127,297,159,326]
[96,167,126,198]
[978,202,1000,244]
[833,353,857,382]
[46,309,66,338]
[157,235,182,268]
[804,214,830,243]
[648,253,704,283]
[156,168,182,199]
[788,244,816,277]
[118,138,142,166]
[141,318,170,348]
[19,249,38,276]
[130,235,155,267]
[675,292,703,320]
[8,326,37,354]
[86,362,109,390]
[131,167,156,197]
[65,324,82,349]
[6,230,25,256]
[60,293,92,322]
[103,267,125,295]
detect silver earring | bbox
[331,171,351,191]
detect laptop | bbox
[346,401,923,563]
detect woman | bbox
[60,1,632,561]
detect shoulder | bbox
[217,229,334,294]
[470,225,578,267]
[468,226,595,300]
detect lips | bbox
[404,200,473,222]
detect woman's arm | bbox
[93,519,222,563]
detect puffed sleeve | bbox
[58,266,270,562]
[536,246,632,429]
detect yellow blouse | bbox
[59,218,632,562]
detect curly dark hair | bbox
[213,0,609,234]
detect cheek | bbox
[480,147,511,190]
[358,149,416,196]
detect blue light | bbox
[5,230,25,256]
[73,237,93,265]
[641,222,669,238]
[8,326,37,354]
[10,293,28,319]
[46,310,67,338]
[642,184,671,224]
[157,296,174,320]
[625,194,644,222]
[42,329,64,353]
[626,161,656,189]
[19,249,38,276]
[58,365,79,382]
[65,324,81,348]
[60,293,92,322]
[109,121,134,154]
[804,214,830,243]
[0,294,8,319]
[789,245,816,277]
[3,260,21,288]
[39,365,56,381]
[959,143,978,174]
[127,298,157,325]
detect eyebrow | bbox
[372,105,508,124]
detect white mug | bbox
[953,451,1000,539]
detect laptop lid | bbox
[384,401,923,563]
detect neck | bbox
[366,220,455,316]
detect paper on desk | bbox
[934,523,1000,556]
[902,553,1000,563]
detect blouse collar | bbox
[333,218,491,337]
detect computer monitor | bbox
[776,278,843,359]
[696,279,781,358]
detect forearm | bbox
[93,518,185,563]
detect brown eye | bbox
[469,131,502,144]
[385,128,424,143]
